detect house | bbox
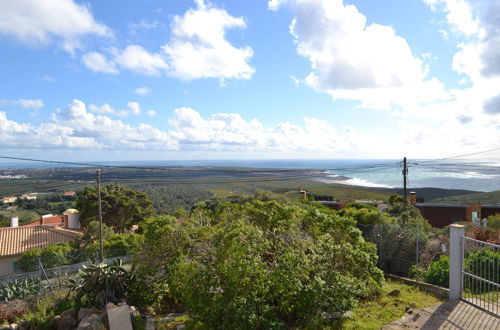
[20,194,37,200]
[415,203,481,228]
[0,225,82,276]
[2,196,17,204]
[63,191,76,198]
[480,205,500,219]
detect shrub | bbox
[135,200,383,328]
[83,233,142,259]
[0,300,29,323]
[14,243,73,272]
[0,279,41,302]
[424,255,449,288]
[464,248,500,293]
[486,214,500,230]
[68,258,135,308]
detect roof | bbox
[22,215,64,227]
[416,203,468,208]
[0,226,82,257]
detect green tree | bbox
[76,183,153,233]
[134,199,383,328]
[486,214,500,230]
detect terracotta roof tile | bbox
[0,226,82,257]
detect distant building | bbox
[2,196,17,204]
[20,194,37,200]
[64,191,76,197]
[480,205,500,219]
[0,225,82,276]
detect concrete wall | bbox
[0,255,20,277]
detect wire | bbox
[417,146,500,163]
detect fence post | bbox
[449,224,465,300]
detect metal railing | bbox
[461,236,500,316]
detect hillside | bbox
[432,190,500,205]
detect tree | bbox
[76,183,153,233]
[134,199,383,328]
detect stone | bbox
[78,307,100,322]
[321,311,353,319]
[177,324,186,330]
[387,289,400,297]
[77,314,105,330]
[159,317,174,323]
[107,303,133,330]
[408,302,417,309]
[57,316,78,330]
[61,308,78,320]
[17,321,29,330]
[8,324,18,330]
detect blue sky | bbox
[0,0,499,161]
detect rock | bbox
[145,317,155,330]
[321,311,353,319]
[61,308,78,320]
[57,316,78,330]
[408,302,417,309]
[78,307,100,322]
[8,324,18,330]
[77,314,105,330]
[387,289,400,297]
[105,302,116,309]
[177,324,186,330]
[107,303,133,330]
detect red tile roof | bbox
[0,226,82,257]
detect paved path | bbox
[383,300,500,329]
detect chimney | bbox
[299,190,307,199]
[409,192,417,206]
[10,216,18,228]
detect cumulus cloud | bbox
[147,110,157,117]
[53,100,178,150]
[162,0,254,81]
[423,0,479,36]
[134,87,151,95]
[88,102,142,117]
[82,46,168,76]
[82,52,118,74]
[269,0,443,110]
[0,0,111,52]
[0,99,44,110]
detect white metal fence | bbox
[462,237,500,316]
[449,225,499,317]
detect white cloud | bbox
[134,87,151,95]
[147,110,157,117]
[0,0,111,52]
[269,0,444,110]
[0,99,44,110]
[82,46,168,76]
[162,0,254,81]
[53,100,178,150]
[82,52,118,74]
[114,45,169,76]
[88,102,143,117]
[423,0,479,36]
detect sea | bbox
[1,158,500,192]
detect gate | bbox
[461,236,500,316]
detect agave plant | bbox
[0,278,42,302]
[67,258,135,308]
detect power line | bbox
[418,146,500,163]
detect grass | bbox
[464,290,500,304]
[320,279,444,330]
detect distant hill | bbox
[431,190,500,205]
[368,187,479,203]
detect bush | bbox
[135,200,383,328]
[486,214,500,230]
[0,300,29,323]
[464,248,500,293]
[83,233,142,259]
[68,258,135,308]
[424,255,449,288]
[14,243,73,272]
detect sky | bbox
[0,0,499,161]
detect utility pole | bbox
[96,169,104,263]
[402,157,408,203]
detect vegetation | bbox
[329,280,443,330]
[68,258,135,308]
[0,279,41,302]
[423,255,450,288]
[486,214,500,230]
[134,198,383,328]
[76,183,154,233]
